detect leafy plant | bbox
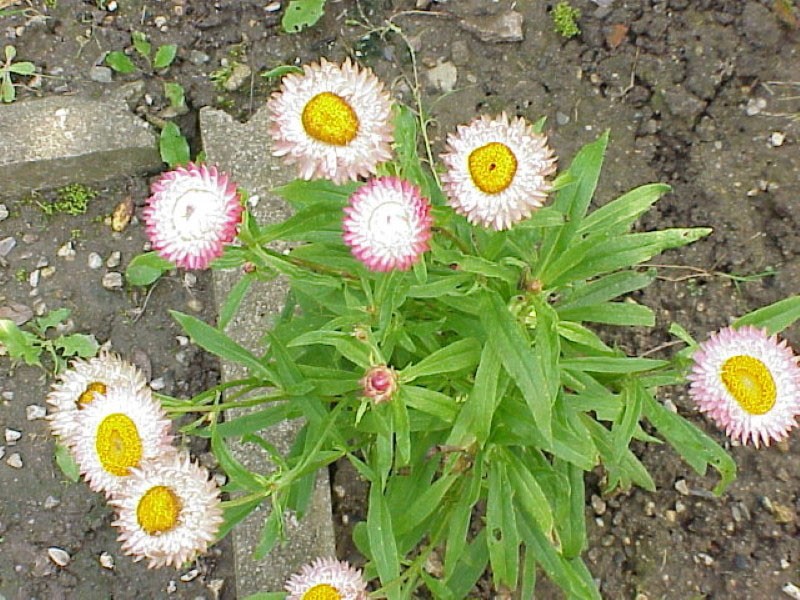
[159,122,190,168]
[282,0,326,33]
[1,45,35,103]
[145,99,755,597]
[38,184,97,216]
[105,31,177,74]
[552,1,581,38]
[0,308,99,373]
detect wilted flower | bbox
[111,451,223,569]
[440,113,557,230]
[360,364,397,404]
[343,177,432,272]
[285,557,369,600]
[47,351,148,448]
[688,325,800,447]
[71,385,173,497]
[267,58,394,184]
[142,163,243,270]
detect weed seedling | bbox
[552,1,581,39]
[105,31,177,74]
[38,184,98,216]
[1,45,35,103]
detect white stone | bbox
[47,547,71,567]
[26,404,47,420]
[7,452,23,468]
[4,428,21,444]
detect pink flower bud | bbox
[360,365,397,404]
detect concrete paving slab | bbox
[0,93,161,198]
[199,106,336,596]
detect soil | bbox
[1,0,799,598]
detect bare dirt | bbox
[1,0,799,598]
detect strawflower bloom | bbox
[71,385,174,497]
[47,351,148,448]
[267,58,394,184]
[111,451,223,569]
[343,177,432,272]
[440,113,557,230]
[688,325,800,447]
[142,163,243,270]
[285,557,368,600]
[360,365,397,404]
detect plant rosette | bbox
[129,59,800,599]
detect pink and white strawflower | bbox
[285,557,368,600]
[361,365,397,404]
[343,177,432,272]
[143,163,243,270]
[688,325,800,447]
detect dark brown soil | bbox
[1,0,798,598]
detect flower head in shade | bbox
[285,557,369,600]
[142,163,243,270]
[688,326,800,447]
[360,365,397,404]
[440,113,557,231]
[110,451,223,569]
[267,58,394,185]
[47,351,149,448]
[343,177,432,272]
[71,385,173,497]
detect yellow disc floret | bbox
[78,381,107,407]
[95,413,143,476]
[721,355,777,415]
[302,583,342,600]
[301,92,359,146]
[137,485,182,535]
[467,142,518,194]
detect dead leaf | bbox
[606,23,629,49]
[0,1,21,9]
[111,196,135,232]
[773,0,798,29]
[0,302,33,326]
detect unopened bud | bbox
[361,365,397,404]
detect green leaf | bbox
[34,308,71,332]
[400,338,481,382]
[54,443,80,482]
[105,50,136,74]
[163,81,186,109]
[218,495,264,541]
[447,343,501,448]
[241,593,287,600]
[1,75,14,103]
[131,31,151,60]
[171,311,273,380]
[125,251,175,286]
[612,380,645,464]
[287,330,370,368]
[9,61,35,75]
[557,271,655,310]
[281,0,326,33]
[733,295,800,335]
[367,483,400,590]
[272,179,358,209]
[211,426,264,492]
[579,183,671,236]
[400,386,457,423]
[481,290,553,443]
[257,203,346,245]
[443,529,490,598]
[52,333,99,358]
[159,121,190,167]
[558,302,655,327]
[504,448,554,537]
[0,319,42,366]
[486,458,520,589]
[261,64,303,80]
[561,356,667,374]
[642,392,736,495]
[253,507,284,560]
[5,45,16,61]
[218,274,254,330]
[153,44,178,69]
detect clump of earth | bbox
[1,0,798,598]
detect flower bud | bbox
[360,365,397,404]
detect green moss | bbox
[552,1,581,39]
[40,184,98,216]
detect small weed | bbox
[1,45,36,103]
[44,0,57,7]
[38,184,98,216]
[210,61,238,91]
[14,268,27,283]
[552,1,581,39]
[105,31,177,74]
[0,308,99,373]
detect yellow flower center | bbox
[301,92,359,146]
[78,381,107,407]
[95,413,143,476]
[721,355,777,415]
[468,142,518,194]
[137,485,182,535]
[302,583,342,600]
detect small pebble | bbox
[44,495,60,509]
[89,66,113,83]
[180,568,200,582]
[28,269,40,288]
[0,236,16,257]
[166,580,177,594]
[106,0,118,11]
[57,241,76,260]
[99,552,115,569]
[150,377,166,391]
[47,547,71,567]
[770,131,786,147]
[186,298,203,313]
[40,266,56,279]
[102,272,124,290]
[674,479,690,495]
[265,1,281,10]
[106,250,122,268]
[26,404,47,421]
[675,500,687,514]
[784,583,800,600]
[781,559,791,570]
[0,446,5,461]
[0,204,8,221]
[7,452,23,468]
[154,15,168,27]
[745,97,767,116]
[695,552,714,566]
[88,252,103,269]
[591,494,607,516]
[5,429,21,444]
[183,272,197,288]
